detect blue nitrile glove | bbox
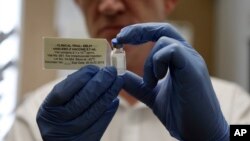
[116,23,229,141]
[36,65,123,141]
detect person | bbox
[5,0,250,141]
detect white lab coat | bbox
[4,77,250,141]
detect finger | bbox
[79,99,120,140]
[122,71,156,108]
[37,99,120,140]
[45,65,99,107]
[143,37,186,87]
[63,67,120,119]
[67,77,123,130]
[153,43,186,79]
[116,23,187,45]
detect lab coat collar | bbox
[118,96,148,110]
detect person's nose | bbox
[98,0,125,16]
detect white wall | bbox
[215,0,250,91]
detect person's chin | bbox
[97,29,121,41]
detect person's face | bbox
[75,0,177,76]
[75,0,175,42]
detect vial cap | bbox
[111,38,123,48]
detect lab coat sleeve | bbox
[229,84,250,124]
[212,77,250,124]
[4,79,62,141]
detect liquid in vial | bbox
[111,39,126,75]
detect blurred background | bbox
[0,0,250,139]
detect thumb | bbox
[122,71,157,108]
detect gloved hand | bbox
[116,23,229,140]
[36,65,123,141]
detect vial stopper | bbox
[111,38,123,48]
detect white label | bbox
[43,37,111,69]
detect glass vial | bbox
[111,42,126,75]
